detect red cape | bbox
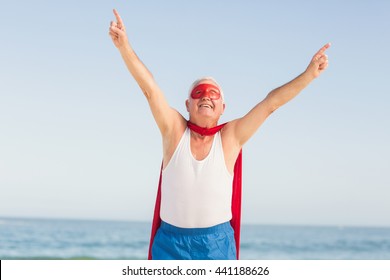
[148,122,242,259]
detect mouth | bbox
[199,104,213,109]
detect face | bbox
[186,81,225,120]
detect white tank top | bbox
[160,128,233,228]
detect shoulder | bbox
[162,111,187,138]
[220,120,239,138]
[162,114,187,164]
[220,120,241,149]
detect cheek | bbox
[216,101,224,110]
[186,100,197,111]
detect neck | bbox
[188,118,218,129]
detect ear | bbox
[221,103,226,115]
[185,99,190,112]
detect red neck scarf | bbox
[148,121,243,259]
[186,121,226,136]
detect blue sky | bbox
[1,0,389,227]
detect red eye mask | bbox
[190,84,221,100]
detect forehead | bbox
[194,79,219,89]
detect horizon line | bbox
[1,215,389,230]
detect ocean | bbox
[1,217,389,260]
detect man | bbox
[109,9,330,260]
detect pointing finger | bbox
[113,9,124,26]
[312,43,331,62]
[315,43,331,56]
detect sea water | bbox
[1,217,389,260]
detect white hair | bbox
[188,76,225,103]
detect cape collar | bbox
[187,121,226,136]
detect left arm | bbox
[228,43,330,146]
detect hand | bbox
[305,43,331,79]
[109,9,129,49]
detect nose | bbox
[201,94,211,101]
[200,90,211,100]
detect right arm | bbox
[109,9,185,136]
[227,43,330,147]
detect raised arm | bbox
[230,43,331,146]
[109,9,185,135]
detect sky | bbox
[0,0,389,227]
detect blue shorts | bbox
[151,221,237,260]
